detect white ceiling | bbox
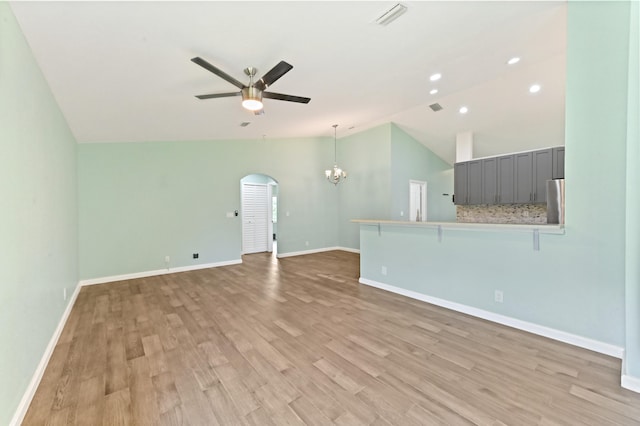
[10,1,566,164]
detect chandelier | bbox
[325,124,347,185]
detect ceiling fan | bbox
[191,57,311,114]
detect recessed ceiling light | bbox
[529,84,541,94]
[459,106,468,114]
[507,57,521,65]
[429,73,442,82]
[430,89,438,95]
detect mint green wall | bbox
[389,124,456,222]
[359,1,631,347]
[625,0,640,379]
[0,3,78,424]
[79,121,455,278]
[78,137,338,279]
[337,125,392,249]
[337,123,455,249]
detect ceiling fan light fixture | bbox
[242,99,263,111]
[241,87,263,111]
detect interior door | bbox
[241,183,269,254]
[409,180,427,222]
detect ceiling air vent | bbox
[429,103,443,112]
[240,121,251,127]
[374,3,407,26]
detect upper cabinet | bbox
[553,147,565,179]
[514,152,533,203]
[454,162,468,205]
[497,155,515,204]
[481,157,497,204]
[533,149,553,203]
[454,146,563,206]
[454,160,482,205]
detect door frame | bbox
[267,183,275,253]
[240,175,279,255]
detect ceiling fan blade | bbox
[263,91,311,104]
[191,57,245,89]
[254,61,293,91]
[195,92,242,100]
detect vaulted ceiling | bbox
[10,1,566,164]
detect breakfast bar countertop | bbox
[352,219,565,234]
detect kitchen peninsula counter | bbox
[352,219,565,235]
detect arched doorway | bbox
[240,174,278,254]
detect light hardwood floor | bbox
[23,250,640,425]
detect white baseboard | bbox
[336,246,360,254]
[79,259,242,286]
[622,374,640,393]
[359,277,624,359]
[277,246,352,259]
[10,283,82,426]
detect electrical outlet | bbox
[305,241,309,246]
[193,253,199,259]
[165,255,170,263]
[63,288,67,301]
[381,266,387,276]
[494,290,504,303]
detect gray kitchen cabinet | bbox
[553,147,565,179]
[497,154,515,203]
[454,146,562,206]
[454,162,468,205]
[467,160,483,204]
[515,152,533,203]
[482,157,498,204]
[454,160,482,205]
[533,148,553,203]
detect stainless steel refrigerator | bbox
[547,179,565,224]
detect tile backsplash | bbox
[457,204,547,224]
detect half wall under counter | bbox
[352,219,622,359]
